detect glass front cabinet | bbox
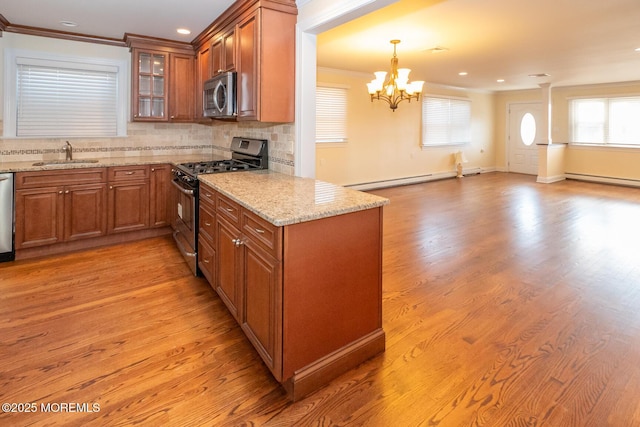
[132,49,168,120]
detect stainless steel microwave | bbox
[203,72,237,118]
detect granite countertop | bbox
[0,154,224,173]
[198,170,389,226]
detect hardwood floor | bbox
[2,172,640,426]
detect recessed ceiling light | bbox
[635,47,640,52]
[458,72,468,76]
[59,21,78,28]
[177,28,191,35]
[497,79,505,83]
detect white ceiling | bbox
[318,0,640,92]
[2,0,640,92]
[0,0,236,42]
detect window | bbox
[570,97,640,145]
[422,96,471,146]
[4,49,127,138]
[316,85,348,143]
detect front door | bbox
[508,102,542,175]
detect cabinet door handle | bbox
[231,238,244,247]
[151,168,155,172]
[109,186,113,190]
[58,190,63,194]
[203,258,210,264]
[64,190,69,194]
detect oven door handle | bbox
[173,230,196,258]
[171,178,194,196]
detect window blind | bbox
[16,61,119,137]
[316,86,348,143]
[422,96,471,146]
[571,97,640,145]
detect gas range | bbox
[176,137,268,180]
[171,137,268,276]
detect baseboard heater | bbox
[346,168,489,191]
[565,173,640,188]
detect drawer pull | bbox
[203,258,210,264]
[254,228,265,234]
[205,222,211,227]
[225,208,234,212]
[205,193,212,198]
[125,171,135,175]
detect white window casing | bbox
[316,84,348,143]
[4,48,128,138]
[422,95,471,147]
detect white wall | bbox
[315,68,496,187]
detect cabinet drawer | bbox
[200,184,216,211]
[242,210,281,259]
[108,165,150,182]
[199,203,215,244]
[16,168,106,189]
[216,193,241,227]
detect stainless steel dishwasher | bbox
[0,173,15,262]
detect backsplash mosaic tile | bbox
[0,120,295,175]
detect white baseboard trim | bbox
[346,168,494,191]
[565,173,640,188]
[537,174,566,184]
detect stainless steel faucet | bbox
[64,141,73,161]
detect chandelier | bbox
[366,40,424,112]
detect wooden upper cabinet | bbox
[131,49,169,121]
[195,44,211,120]
[211,26,236,76]
[126,34,196,122]
[169,53,195,122]
[237,8,296,122]
[237,12,258,120]
[193,0,297,123]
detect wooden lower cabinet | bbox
[15,164,171,258]
[15,169,108,250]
[108,181,150,233]
[150,165,172,228]
[107,165,150,234]
[64,183,108,241]
[199,183,384,401]
[215,215,243,321]
[241,239,282,380]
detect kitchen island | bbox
[198,170,389,400]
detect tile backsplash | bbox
[0,120,295,175]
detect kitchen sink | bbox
[32,159,100,166]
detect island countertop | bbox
[198,170,389,226]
